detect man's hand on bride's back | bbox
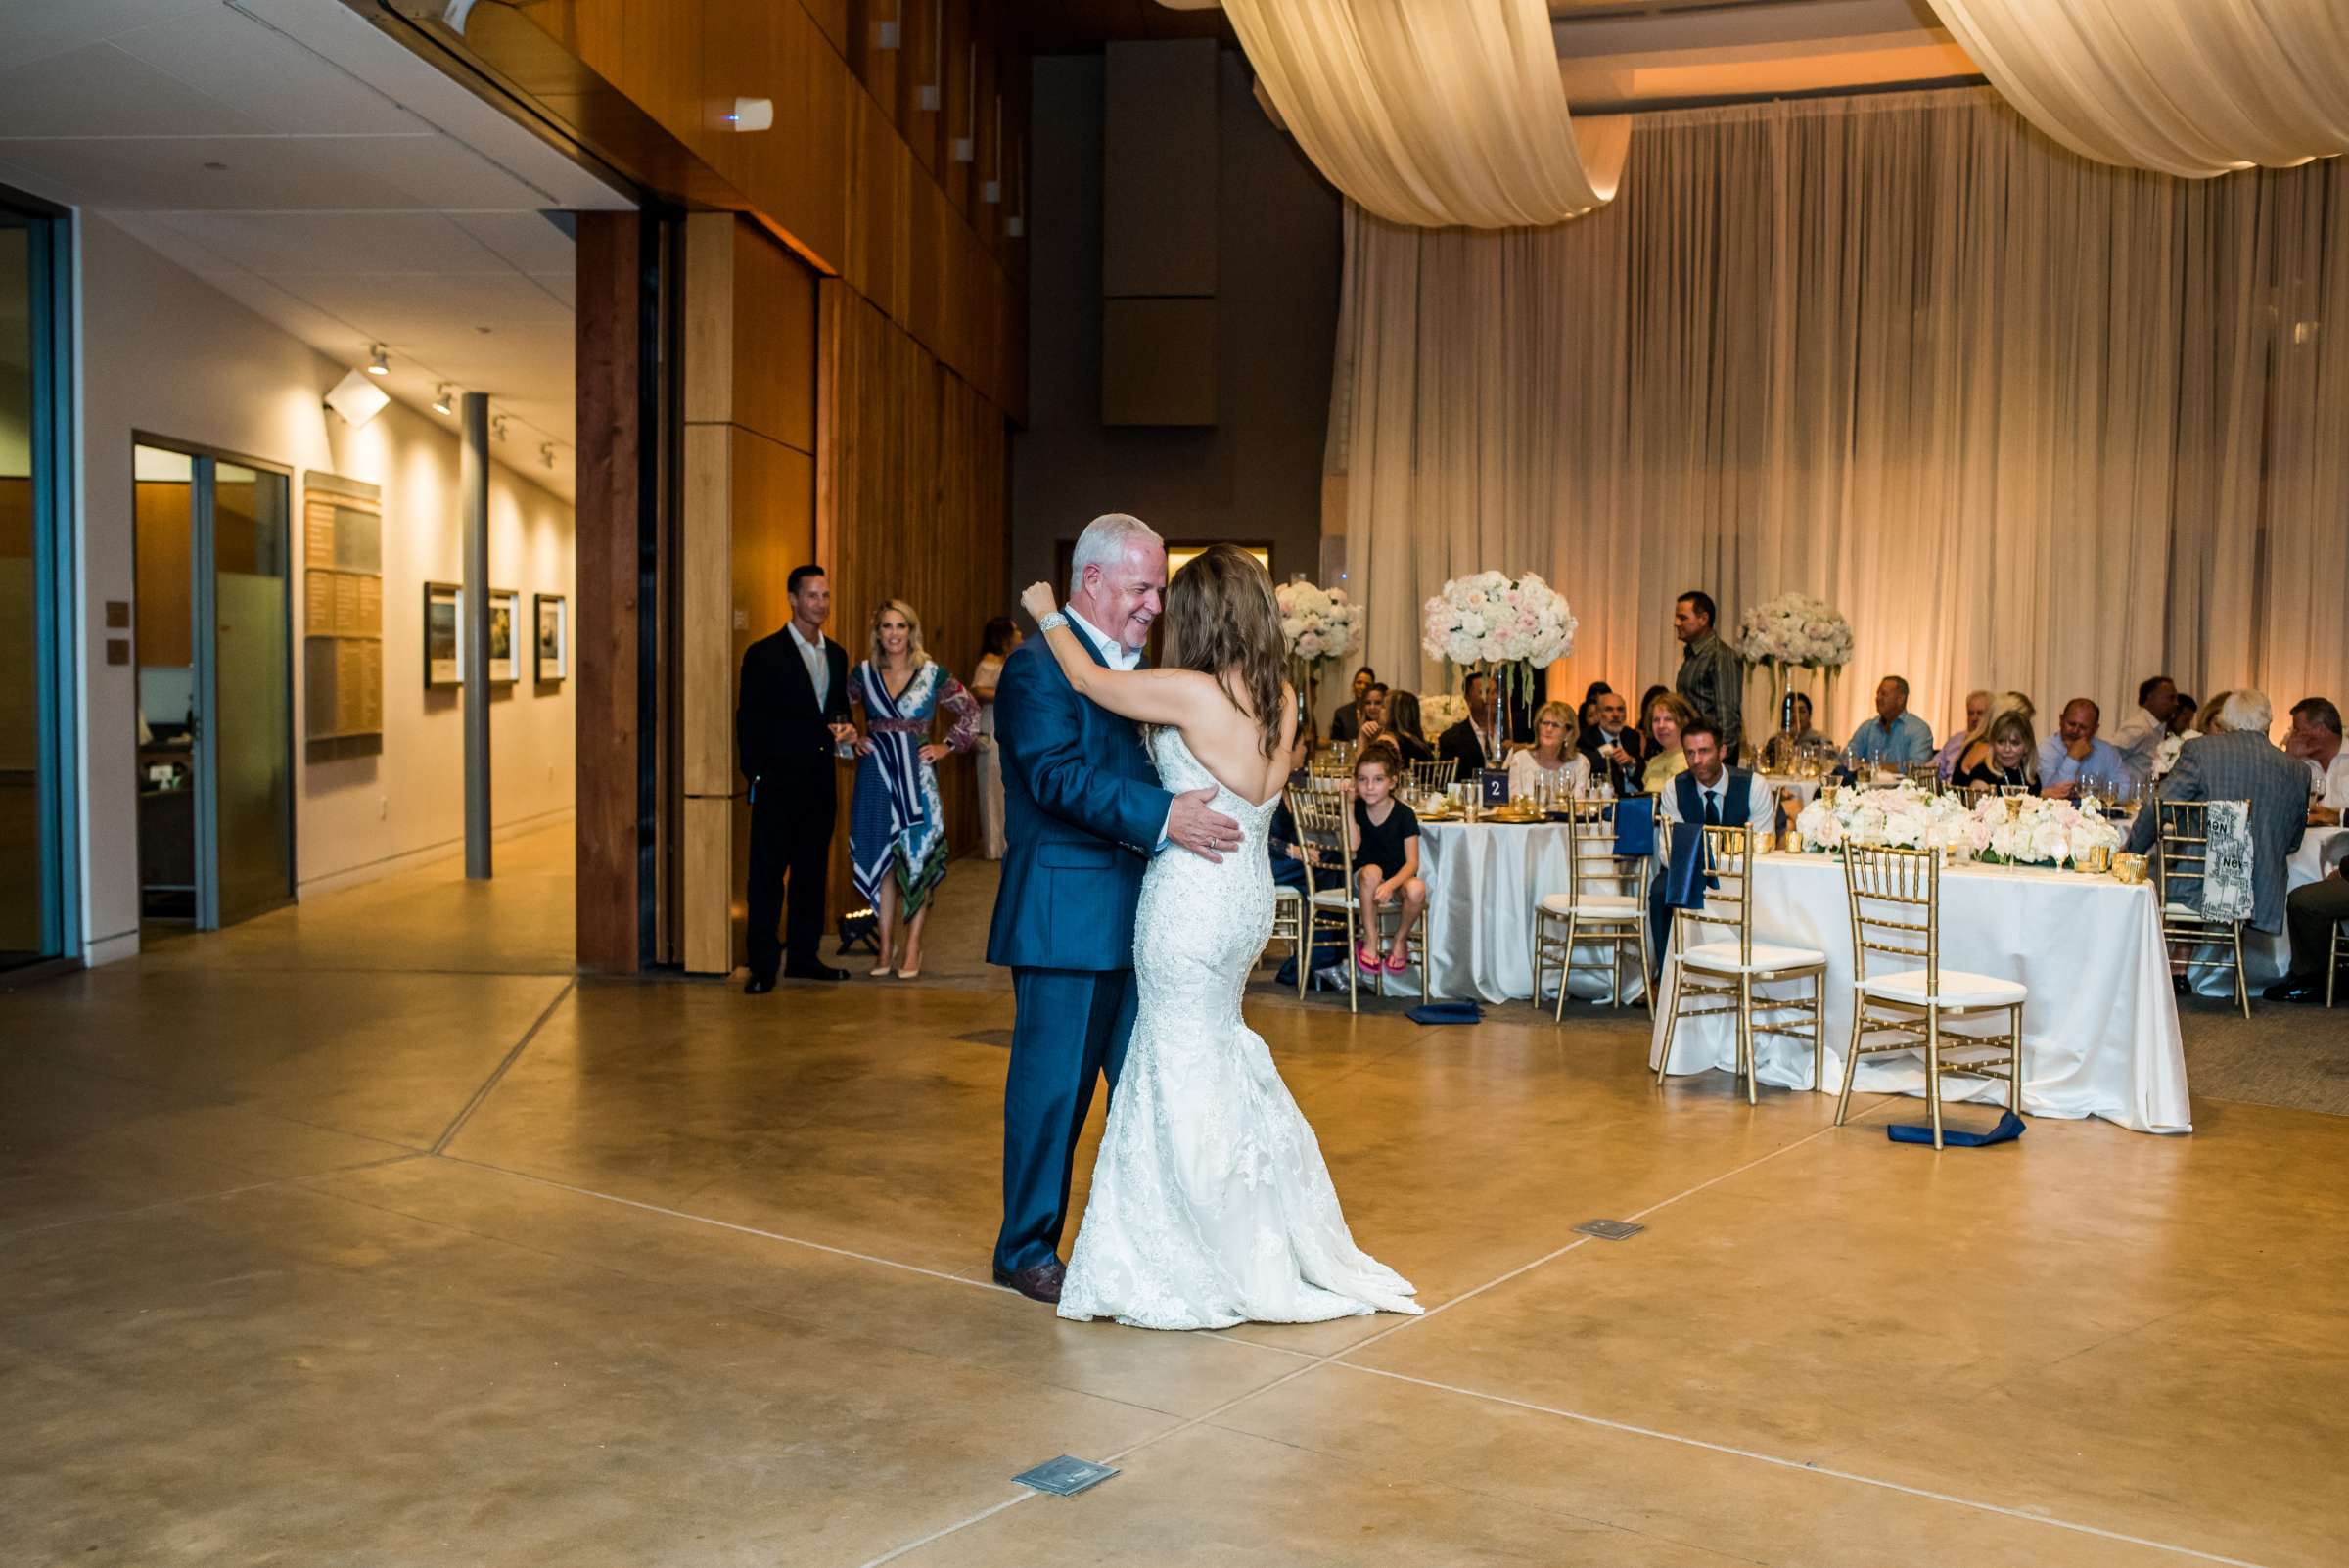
[1168,785,1242,863]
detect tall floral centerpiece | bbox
[1275,578,1362,741]
[1737,591,1854,737]
[1420,571,1577,737]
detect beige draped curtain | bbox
[1925,0,2349,176]
[1327,88,2349,744]
[1218,0,1629,228]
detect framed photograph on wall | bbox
[487,588,518,684]
[424,581,461,689]
[533,592,568,684]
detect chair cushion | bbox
[1856,968,2028,1007]
[1681,940,1825,975]
[1540,892,1640,916]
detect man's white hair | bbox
[1068,513,1163,599]
[2219,688,2273,734]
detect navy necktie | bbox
[1703,789,1722,826]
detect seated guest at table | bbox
[1509,702,1590,799]
[1784,691,1827,745]
[1382,688,1437,766]
[1345,742,1427,976]
[2193,690,2234,736]
[2285,697,2347,826]
[2110,674,2180,787]
[1952,690,2036,780]
[1578,688,1648,796]
[1650,719,1775,969]
[2265,861,2349,1003]
[1935,689,1992,781]
[1328,666,1377,742]
[1957,712,2041,796]
[2125,690,2308,939]
[2038,698,2127,799]
[1438,670,1507,773]
[1846,675,1935,768]
[1356,683,1434,766]
[1579,680,1614,734]
[1636,683,1672,754]
[2167,694,2199,737]
[1641,692,1698,793]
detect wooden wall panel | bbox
[814,280,1008,916]
[733,223,818,453]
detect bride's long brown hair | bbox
[1161,545,1287,760]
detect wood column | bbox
[679,215,819,975]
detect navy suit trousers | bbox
[993,966,1138,1274]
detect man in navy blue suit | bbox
[985,514,1240,1305]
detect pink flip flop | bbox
[1384,950,1408,974]
[1356,945,1383,974]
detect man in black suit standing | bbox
[737,564,856,992]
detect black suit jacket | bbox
[737,625,852,800]
[1438,719,1498,773]
[1578,728,1649,796]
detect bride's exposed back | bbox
[1016,545,1419,1331]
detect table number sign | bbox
[1480,767,1509,807]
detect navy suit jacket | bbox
[985,631,1175,971]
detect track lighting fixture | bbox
[365,344,390,377]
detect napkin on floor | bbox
[1405,1000,1484,1026]
[1886,1109,2025,1147]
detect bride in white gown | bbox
[1015,549,1419,1331]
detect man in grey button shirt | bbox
[1673,590,1742,761]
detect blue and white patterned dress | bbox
[849,659,980,914]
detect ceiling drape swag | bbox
[1326,88,2349,743]
[1924,0,2349,176]
[1219,0,1629,229]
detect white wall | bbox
[77,215,575,960]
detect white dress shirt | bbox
[1659,770,1777,829]
[1507,749,1589,799]
[786,619,829,706]
[2109,710,2168,785]
[2309,751,2349,811]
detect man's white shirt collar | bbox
[1066,604,1140,670]
[787,621,821,655]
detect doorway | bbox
[132,441,294,931]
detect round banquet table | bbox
[1648,851,2190,1134]
[1416,818,1649,1005]
[2194,824,2348,996]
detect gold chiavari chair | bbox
[1288,790,1429,1012]
[1839,844,2027,1149]
[2330,917,2347,1009]
[1901,761,1943,792]
[2152,799,2253,1019]
[1410,758,1458,792]
[1652,825,1827,1101]
[1267,871,1307,992]
[1532,796,1652,1016]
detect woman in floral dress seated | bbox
[849,598,980,979]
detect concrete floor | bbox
[4,824,2345,1567]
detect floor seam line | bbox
[0,1152,426,1243]
[1333,1365,2273,1568]
[429,978,576,1156]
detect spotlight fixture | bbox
[432,383,455,416]
[538,441,556,470]
[324,368,389,428]
[491,415,510,442]
[725,96,773,132]
[365,344,390,377]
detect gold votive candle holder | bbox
[1782,828,1805,854]
[2111,852,2148,885]
[2081,844,2113,875]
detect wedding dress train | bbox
[1057,728,1420,1330]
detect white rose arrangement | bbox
[1274,580,1361,670]
[1420,571,1577,669]
[1737,592,1854,669]
[1793,782,2125,869]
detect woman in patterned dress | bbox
[849,599,980,979]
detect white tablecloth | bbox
[2197,824,2349,995]
[1648,853,2191,1134]
[1418,820,1648,1004]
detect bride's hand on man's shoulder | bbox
[1018,582,1058,623]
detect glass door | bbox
[133,442,293,931]
[0,195,74,970]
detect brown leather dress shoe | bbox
[991,1259,1066,1305]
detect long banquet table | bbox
[1647,852,2191,1135]
[1416,818,1648,1005]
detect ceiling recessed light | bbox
[365,344,390,377]
[202,161,229,171]
[433,383,455,416]
[475,326,493,335]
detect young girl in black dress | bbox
[1346,742,1427,975]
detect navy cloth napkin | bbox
[1887,1110,2026,1147]
[1612,795,1656,858]
[1405,1000,1484,1027]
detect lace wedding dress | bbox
[1057,728,1422,1330]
